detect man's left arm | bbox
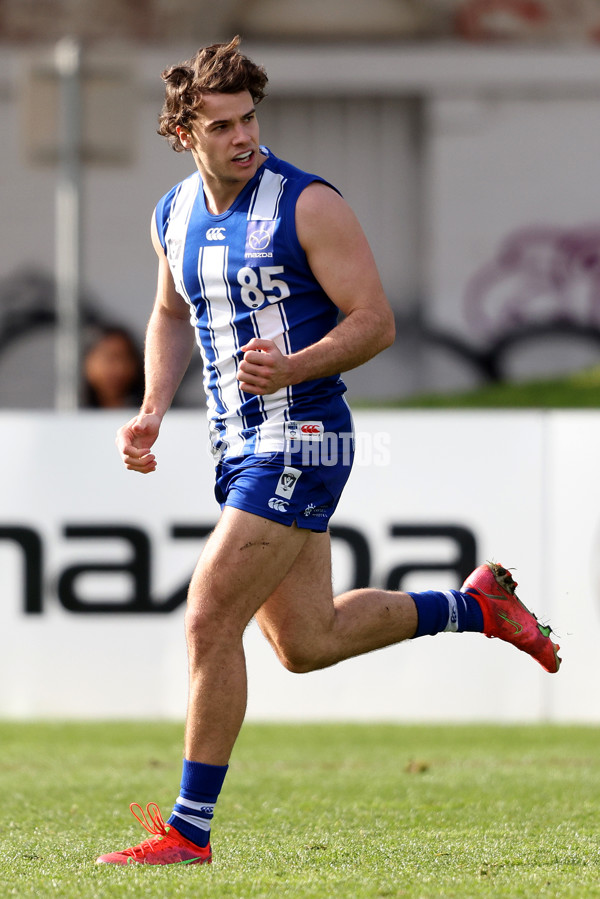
[237,182,395,395]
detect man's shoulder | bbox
[154,171,201,238]
[262,148,315,182]
[157,170,200,209]
[261,148,341,199]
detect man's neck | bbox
[200,152,267,215]
[202,182,245,215]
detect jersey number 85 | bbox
[237,266,290,309]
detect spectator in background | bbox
[82,326,145,409]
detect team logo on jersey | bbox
[206,227,226,241]
[274,466,302,499]
[245,221,276,258]
[166,237,183,262]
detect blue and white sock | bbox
[408,589,483,638]
[168,759,229,848]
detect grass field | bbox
[363,364,600,408]
[1,722,598,898]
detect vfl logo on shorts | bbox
[274,466,302,499]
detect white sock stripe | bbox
[175,796,215,813]
[443,590,459,632]
[171,810,211,831]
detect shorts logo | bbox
[268,497,289,512]
[245,221,276,258]
[274,466,302,499]
[285,421,324,442]
[206,227,226,241]
[303,503,328,518]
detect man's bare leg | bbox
[255,529,419,673]
[182,506,311,763]
[96,508,313,865]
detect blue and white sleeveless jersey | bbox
[155,148,347,460]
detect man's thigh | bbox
[188,506,311,626]
[254,528,335,644]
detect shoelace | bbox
[123,802,171,859]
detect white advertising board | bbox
[0,410,596,722]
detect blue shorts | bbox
[214,401,354,532]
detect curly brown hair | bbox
[157,36,268,153]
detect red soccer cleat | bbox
[96,802,212,866]
[462,562,561,674]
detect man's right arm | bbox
[116,214,196,474]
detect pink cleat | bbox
[462,562,561,674]
[96,802,212,866]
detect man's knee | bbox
[267,629,323,674]
[185,602,240,655]
[277,647,317,675]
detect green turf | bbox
[1,722,598,898]
[355,364,600,408]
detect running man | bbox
[98,37,561,866]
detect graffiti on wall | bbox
[464,224,600,338]
[414,223,600,386]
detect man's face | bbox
[184,90,261,189]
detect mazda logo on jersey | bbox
[249,229,271,250]
[245,221,276,258]
[206,227,226,241]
